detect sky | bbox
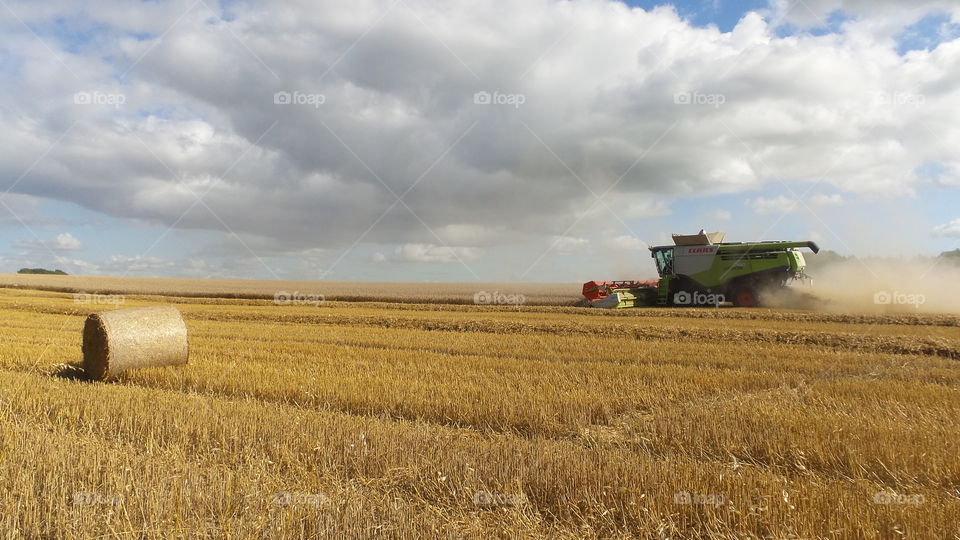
[0,0,958,282]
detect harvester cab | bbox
[582,230,819,308]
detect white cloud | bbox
[551,236,589,255]
[769,0,960,33]
[602,235,647,251]
[392,244,482,263]
[748,193,845,215]
[0,194,61,229]
[705,209,732,221]
[749,195,800,215]
[0,0,956,272]
[805,229,825,243]
[433,224,506,246]
[809,194,845,206]
[54,233,83,251]
[617,199,673,220]
[932,219,960,238]
[53,256,97,274]
[100,255,174,274]
[13,232,83,252]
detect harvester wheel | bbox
[733,287,758,308]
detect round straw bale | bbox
[82,306,189,380]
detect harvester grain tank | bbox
[583,230,819,308]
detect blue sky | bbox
[627,0,960,50]
[626,0,770,32]
[0,0,958,281]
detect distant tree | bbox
[17,268,68,275]
[939,249,960,259]
[938,249,960,267]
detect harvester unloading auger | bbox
[583,230,819,308]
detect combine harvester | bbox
[583,230,819,308]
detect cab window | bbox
[654,248,674,276]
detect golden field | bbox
[0,274,578,305]
[0,284,958,539]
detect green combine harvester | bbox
[582,230,819,308]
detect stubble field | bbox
[0,281,958,539]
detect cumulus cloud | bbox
[55,256,97,274]
[551,236,589,255]
[769,0,960,32]
[749,193,845,215]
[809,193,845,206]
[99,255,173,274]
[932,219,960,238]
[0,0,957,274]
[13,232,83,252]
[603,235,647,251]
[0,194,63,229]
[54,233,82,251]
[705,209,732,221]
[749,195,800,215]
[392,243,482,263]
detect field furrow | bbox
[1,286,958,538]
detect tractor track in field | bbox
[7,301,959,360]
[3,286,960,327]
[3,286,960,538]
[175,330,960,386]
[3,370,886,530]
[4,302,960,360]
[13,363,951,493]
[183,311,960,361]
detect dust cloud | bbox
[781,257,960,314]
